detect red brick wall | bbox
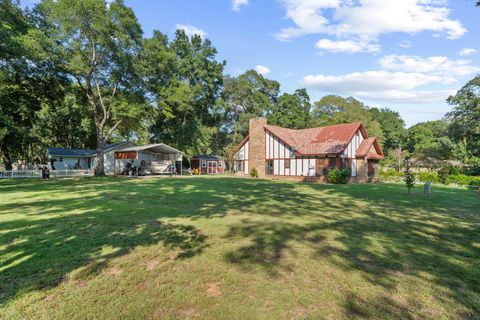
[248,117,267,177]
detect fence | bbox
[0,169,92,179]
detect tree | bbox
[447,75,480,160]
[405,120,455,169]
[0,0,51,169]
[403,157,415,194]
[143,29,225,156]
[33,0,145,175]
[268,89,312,129]
[312,95,384,141]
[369,107,406,154]
[221,70,279,144]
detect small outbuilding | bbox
[190,155,225,175]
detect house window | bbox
[285,159,290,169]
[265,159,274,175]
[235,161,243,172]
[59,157,63,162]
[201,160,206,168]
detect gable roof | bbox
[264,122,366,155]
[235,134,250,152]
[47,141,130,157]
[356,137,384,160]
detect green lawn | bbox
[0,177,479,319]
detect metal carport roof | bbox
[119,143,184,155]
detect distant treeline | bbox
[1,0,479,174]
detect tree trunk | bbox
[1,143,13,171]
[95,135,106,176]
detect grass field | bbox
[0,176,479,319]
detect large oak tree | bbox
[34,0,144,175]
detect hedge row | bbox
[379,169,480,187]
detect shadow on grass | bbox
[222,181,480,318]
[0,177,479,318]
[0,176,313,306]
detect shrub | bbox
[438,166,450,184]
[328,168,351,184]
[250,167,259,178]
[417,171,439,183]
[446,174,480,187]
[379,168,403,182]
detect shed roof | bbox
[192,155,223,160]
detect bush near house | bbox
[327,168,351,184]
[249,167,259,178]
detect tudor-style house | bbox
[233,117,384,182]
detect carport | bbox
[113,143,184,175]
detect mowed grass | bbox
[0,177,479,319]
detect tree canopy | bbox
[1,0,479,175]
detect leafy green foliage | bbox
[446,174,480,187]
[249,167,259,178]
[268,89,312,129]
[403,157,415,194]
[379,168,404,183]
[221,70,279,144]
[369,107,406,154]
[447,76,480,160]
[143,30,225,156]
[312,95,384,141]
[31,0,146,175]
[327,168,351,184]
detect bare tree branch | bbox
[105,119,123,141]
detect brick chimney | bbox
[249,117,267,177]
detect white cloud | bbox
[301,69,458,104]
[399,40,412,48]
[459,48,476,56]
[316,38,380,53]
[379,54,479,76]
[175,24,207,38]
[276,0,466,51]
[255,65,271,75]
[303,71,452,92]
[232,0,249,11]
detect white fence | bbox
[0,169,92,179]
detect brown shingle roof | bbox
[264,122,365,155]
[356,137,384,159]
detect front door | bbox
[207,161,217,174]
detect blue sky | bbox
[23,0,480,127]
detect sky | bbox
[23,0,480,127]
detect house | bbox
[47,141,184,175]
[190,155,225,175]
[233,117,384,182]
